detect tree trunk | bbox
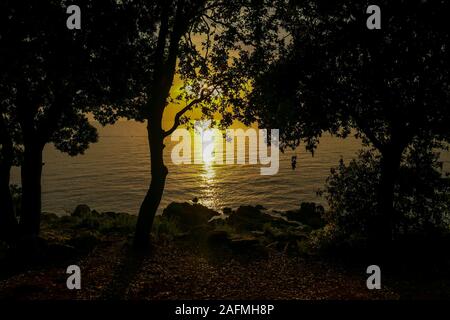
[0,117,18,244]
[369,145,403,250]
[133,117,168,249]
[0,160,17,243]
[19,143,44,241]
[132,1,185,249]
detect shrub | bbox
[316,146,450,248]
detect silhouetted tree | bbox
[0,0,148,246]
[318,143,450,246]
[233,0,450,247]
[0,106,20,243]
[111,0,250,248]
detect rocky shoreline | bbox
[0,199,396,301]
[0,201,449,300]
[155,201,326,258]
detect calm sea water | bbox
[10,121,450,215]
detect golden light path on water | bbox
[197,128,218,209]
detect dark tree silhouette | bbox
[232,0,450,247]
[0,0,259,249]
[0,0,148,246]
[109,0,249,248]
[0,108,20,243]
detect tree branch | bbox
[352,114,384,151]
[163,96,205,138]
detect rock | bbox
[104,211,118,218]
[223,207,233,215]
[41,212,59,223]
[227,206,271,231]
[269,218,300,230]
[265,226,308,242]
[227,205,294,232]
[162,202,220,231]
[72,204,91,217]
[282,202,325,229]
[192,197,199,203]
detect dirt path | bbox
[0,239,398,300]
[126,244,397,300]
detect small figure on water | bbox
[291,155,297,170]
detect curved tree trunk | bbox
[133,118,168,249]
[132,0,186,249]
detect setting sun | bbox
[201,129,216,164]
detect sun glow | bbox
[202,129,216,164]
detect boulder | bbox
[104,211,118,218]
[264,226,308,242]
[41,212,59,224]
[72,204,91,217]
[208,217,227,230]
[222,207,233,215]
[282,202,325,229]
[162,202,220,231]
[227,206,271,231]
[227,205,295,232]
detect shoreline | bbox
[2,201,450,300]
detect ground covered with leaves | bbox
[0,202,449,300]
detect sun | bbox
[202,129,216,164]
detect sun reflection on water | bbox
[198,161,218,208]
[198,128,218,207]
